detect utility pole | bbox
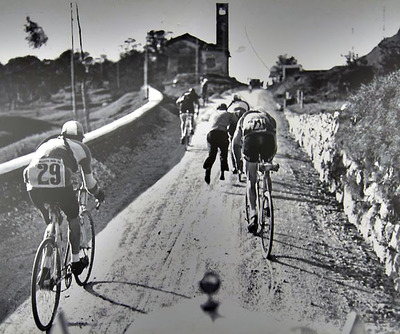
[144,33,149,99]
[76,2,90,132]
[70,2,77,119]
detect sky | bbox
[1,0,400,83]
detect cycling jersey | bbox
[24,137,97,192]
[238,110,276,139]
[176,91,200,114]
[209,110,236,132]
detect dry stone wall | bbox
[284,108,400,291]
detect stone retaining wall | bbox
[284,108,400,291]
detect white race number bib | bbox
[27,158,66,188]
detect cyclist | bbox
[200,77,209,106]
[227,94,250,174]
[203,103,236,184]
[232,109,277,233]
[176,88,200,144]
[23,120,105,279]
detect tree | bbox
[269,54,300,83]
[24,16,48,49]
[145,30,171,88]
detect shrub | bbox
[336,70,400,216]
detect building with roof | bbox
[164,3,230,82]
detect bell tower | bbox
[216,3,229,52]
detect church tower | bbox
[216,3,229,74]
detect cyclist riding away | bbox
[23,121,105,278]
[203,103,236,184]
[176,88,200,144]
[232,109,277,233]
[227,94,250,174]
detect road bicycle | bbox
[182,112,195,150]
[245,160,279,259]
[31,185,100,331]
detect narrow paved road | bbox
[1,89,399,333]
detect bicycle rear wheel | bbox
[31,238,61,331]
[259,176,274,259]
[75,211,95,286]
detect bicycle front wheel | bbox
[31,238,61,331]
[75,211,95,286]
[259,178,274,259]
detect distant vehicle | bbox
[248,78,263,92]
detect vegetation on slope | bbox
[336,70,400,217]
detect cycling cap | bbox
[61,121,85,140]
[217,103,228,110]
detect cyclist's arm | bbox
[71,142,101,196]
[232,120,243,149]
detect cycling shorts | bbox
[28,185,79,222]
[242,132,276,163]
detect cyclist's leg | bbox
[245,160,258,217]
[242,134,260,222]
[28,189,50,225]
[203,131,218,169]
[203,131,218,183]
[179,113,186,140]
[219,132,230,173]
[57,186,83,273]
[189,113,195,134]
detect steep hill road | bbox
[1,89,399,333]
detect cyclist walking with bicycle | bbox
[232,109,277,233]
[176,88,200,144]
[23,121,105,280]
[203,103,236,184]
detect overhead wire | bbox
[244,26,270,73]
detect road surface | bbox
[1,89,399,334]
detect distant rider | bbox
[200,77,209,106]
[203,103,236,184]
[227,94,250,174]
[232,109,277,234]
[176,88,200,144]
[23,121,105,279]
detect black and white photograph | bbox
[0,0,399,333]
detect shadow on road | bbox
[84,280,191,314]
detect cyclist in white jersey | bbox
[23,121,105,276]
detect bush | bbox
[336,70,400,215]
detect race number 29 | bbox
[28,158,66,188]
[38,162,62,185]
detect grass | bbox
[0,88,146,164]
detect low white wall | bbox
[0,87,163,177]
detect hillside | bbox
[269,28,400,104]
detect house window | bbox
[206,58,216,68]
